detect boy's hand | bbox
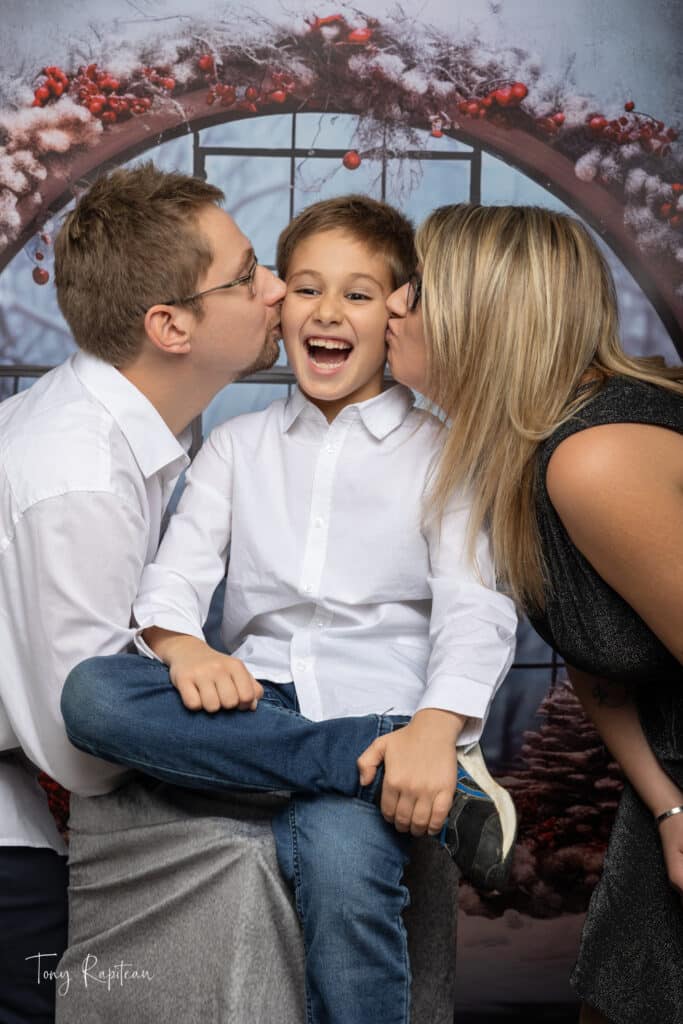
[142,628,264,712]
[357,709,466,837]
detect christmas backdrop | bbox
[1,2,681,1020]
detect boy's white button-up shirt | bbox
[135,385,517,744]
[0,351,190,852]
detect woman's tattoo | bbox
[592,680,635,708]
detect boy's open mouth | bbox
[305,337,353,369]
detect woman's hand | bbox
[142,627,263,712]
[658,812,683,895]
[357,708,466,836]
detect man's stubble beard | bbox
[237,329,281,379]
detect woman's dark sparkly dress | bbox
[529,375,683,1024]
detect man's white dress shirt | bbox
[0,351,190,853]
[135,385,517,743]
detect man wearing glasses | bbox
[0,162,293,1024]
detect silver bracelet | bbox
[655,805,683,825]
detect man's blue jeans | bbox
[62,654,414,1024]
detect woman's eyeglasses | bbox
[406,271,422,313]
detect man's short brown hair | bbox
[54,163,224,367]
[276,195,415,289]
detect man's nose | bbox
[262,267,287,304]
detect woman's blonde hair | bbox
[417,203,683,611]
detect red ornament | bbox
[552,112,565,126]
[198,54,214,73]
[347,27,373,44]
[162,77,175,91]
[35,250,44,260]
[342,149,361,170]
[245,86,259,101]
[269,89,287,104]
[465,101,480,117]
[510,81,528,102]
[101,111,117,125]
[659,202,673,219]
[32,267,49,285]
[670,214,682,229]
[457,100,469,114]
[220,86,236,106]
[493,86,513,107]
[624,100,635,112]
[431,127,443,138]
[671,183,683,195]
[34,85,50,103]
[588,115,608,134]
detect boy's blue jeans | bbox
[62,655,414,1024]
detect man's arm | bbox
[0,490,147,793]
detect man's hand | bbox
[142,627,263,712]
[659,811,683,896]
[357,708,466,836]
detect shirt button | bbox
[296,660,307,672]
[326,445,336,454]
[314,517,324,528]
[303,583,313,593]
[316,621,325,629]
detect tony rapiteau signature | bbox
[26,952,154,995]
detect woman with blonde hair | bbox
[385,203,683,1024]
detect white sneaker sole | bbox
[458,743,517,859]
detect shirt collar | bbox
[282,384,415,440]
[71,351,191,479]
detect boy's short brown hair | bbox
[276,195,415,288]
[54,163,224,367]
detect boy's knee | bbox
[61,657,107,729]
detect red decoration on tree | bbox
[342,149,361,169]
[32,267,49,285]
[624,100,635,112]
[198,54,215,73]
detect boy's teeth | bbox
[307,338,352,350]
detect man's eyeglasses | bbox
[162,256,258,306]
[406,271,422,313]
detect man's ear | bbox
[144,304,193,356]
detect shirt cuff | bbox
[133,615,206,660]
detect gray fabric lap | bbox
[56,776,458,1024]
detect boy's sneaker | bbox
[444,744,517,892]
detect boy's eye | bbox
[346,292,372,301]
[293,286,320,296]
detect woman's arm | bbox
[547,420,683,892]
[568,665,683,894]
[546,421,683,661]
